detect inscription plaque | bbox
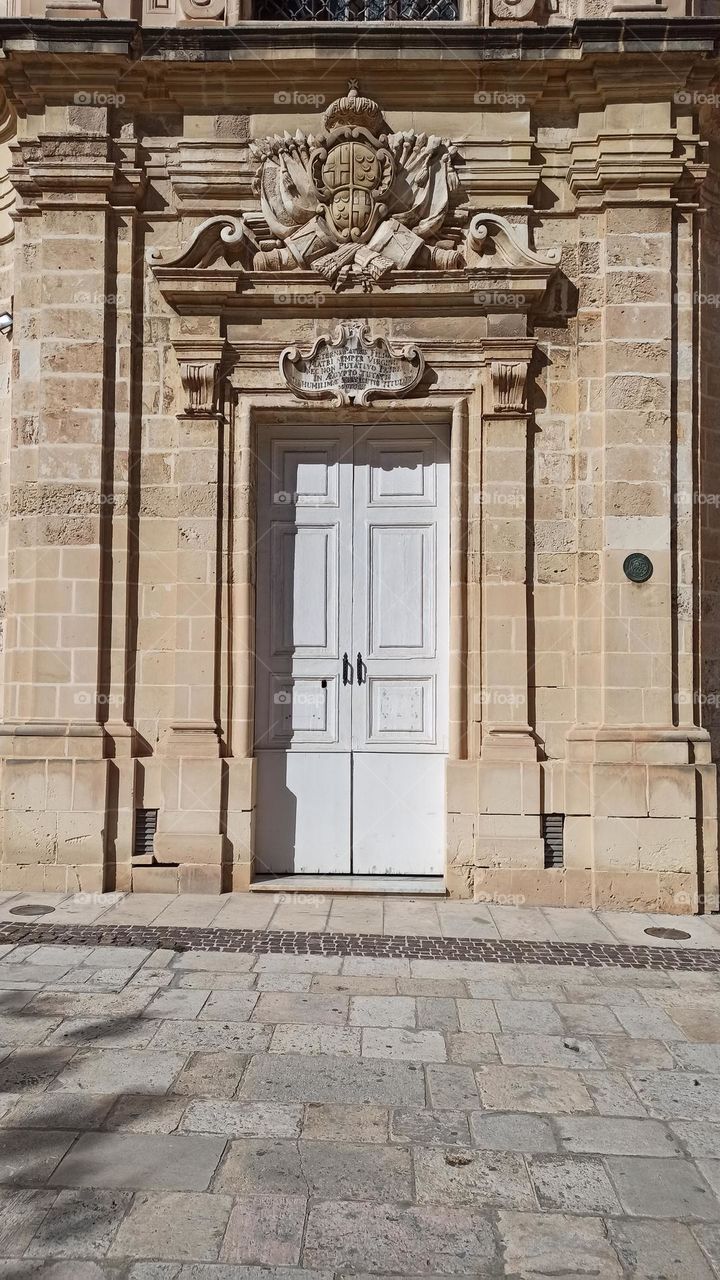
[280,322,425,407]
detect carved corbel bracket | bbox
[491,360,529,414]
[174,340,227,418]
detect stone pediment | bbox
[147,85,559,315]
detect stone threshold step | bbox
[250,874,447,897]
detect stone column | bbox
[474,341,545,900]
[0,109,120,892]
[149,336,230,892]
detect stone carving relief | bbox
[280,322,425,406]
[491,360,529,413]
[250,84,466,291]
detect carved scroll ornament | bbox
[280,322,425,407]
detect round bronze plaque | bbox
[623,553,654,583]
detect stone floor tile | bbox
[1,1092,115,1131]
[180,1099,302,1138]
[0,1091,20,1118]
[349,996,415,1028]
[108,1190,232,1261]
[609,1218,716,1280]
[303,1200,497,1273]
[398,977,468,998]
[493,998,563,1035]
[342,957,411,977]
[495,1033,604,1069]
[390,1107,471,1146]
[469,1111,557,1153]
[426,1063,480,1110]
[191,992,260,1023]
[630,1070,720,1120]
[52,1049,185,1095]
[0,1048,74,1093]
[213,1139,305,1196]
[102,1094,187,1134]
[666,1005,720,1042]
[455,999,500,1034]
[0,1015,61,1046]
[173,951,255,973]
[0,988,36,1013]
[555,1001,624,1036]
[0,964,73,986]
[148,1020,271,1054]
[0,1259,114,1279]
[300,1102,388,1144]
[153,898,226,929]
[673,1043,720,1073]
[595,1036,675,1071]
[613,1004,688,1041]
[476,1065,594,1114]
[219,1194,307,1266]
[238,1052,425,1106]
[29,992,151,1020]
[541,906,617,943]
[446,1031,498,1065]
[696,1159,720,1201]
[255,973,313,992]
[177,972,257,991]
[497,1210,623,1277]
[49,1133,227,1191]
[464,977,512,1000]
[607,1155,720,1220]
[268,1025,361,1057]
[170,1051,247,1099]
[141,990,211,1020]
[253,955,343,975]
[299,1139,413,1201]
[527,1155,621,1213]
[556,1115,681,1156]
[310,974,396,996]
[24,1189,132,1258]
[695,1223,720,1275]
[44,1017,156,1051]
[489,905,562,941]
[361,1028,446,1062]
[670,1120,720,1158]
[82,947,150,970]
[27,946,95,967]
[561,982,646,1007]
[0,1129,77,1186]
[0,1188,56,1254]
[413,1147,534,1208]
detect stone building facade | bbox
[0,0,718,911]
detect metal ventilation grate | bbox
[542,813,565,869]
[254,1,458,18]
[133,808,158,859]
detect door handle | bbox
[342,652,352,686]
[356,652,366,686]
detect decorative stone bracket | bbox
[491,360,529,414]
[174,339,227,418]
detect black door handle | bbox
[356,652,365,686]
[342,652,352,686]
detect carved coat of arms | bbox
[250,83,465,291]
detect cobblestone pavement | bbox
[1,921,720,1277]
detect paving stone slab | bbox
[268,1025,361,1057]
[238,1052,425,1106]
[455,1000,500,1034]
[213,1139,306,1196]
[0,1130,77,1186]
[390,1108,471,1147]
[300,1102,388,1144]
[0,1049,74,1093]
[469,1111,557,1153]
[193,993,260,1023]
[177,973,256,992]
[255,974,313,992]
[49,1133,227,1191]
[426,1063,479,1110]
[24,1189,133,1258]
[219,1195,307,1267]
[630,1070,720,1120]
[556,1115,681,1156]
[170,1052,248,1099]
[102,1094,188,1134]
[494,1033,603,1069]
[141,990,211,1020]
[149,1021,271,1054]
[299,1139,413,1201]
[349,996,415,1029]
[613,1004,688,1042]
[0,1016,61,1047]
[109,1191,233,1261]
[0,1092,115,1131]
[52,1050,186,1095]
[497,1210,623,1278]
[581,1070,648,1118]
[555,1002,624,1035]
[173,952,256,973]
[493,999,563,1035]
[607,1155,720,1220]
[445,1031,498,1066]
[361,1028,446,1062]
[527,1155,621,1213]
[476,1065,594,1114]
[608,1218,716,1280]
[44,1017,156,1051]
[0,1188,56,1255]
[413,1147,534,1208]
[310,975,396,996]
[669,1120,720,1158]
[180,1100,302,1138]
[303,1200,497,1273]
[593,1036,675,1071]
[673,1043,720,1073]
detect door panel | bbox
[254,421,448,877]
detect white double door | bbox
[255,421,449,876]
